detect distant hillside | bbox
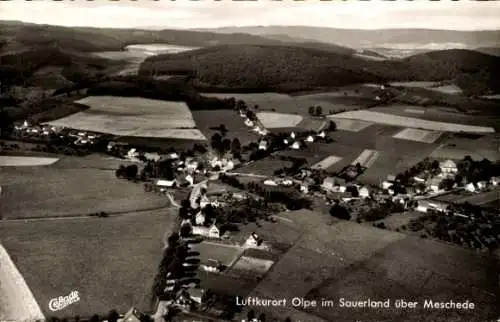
[140,45,500,94]
[195,26,500,49]
[475,47,500,57]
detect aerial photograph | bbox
[0,0,499,321]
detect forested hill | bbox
[139,45,500,94]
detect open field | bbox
[332,110,495,133]
[192,110,259,145]
[45,96,206,140]
[191,242,243,267]
[231,256,274,274]
[0,156,60,166]
[393,128,443,143]
[202,92,371,116]
[455,189,500,207]
[371,105,500,130]
[311,155,343,170]
[431,145,500,162]
[245,210,499,322]
[256,112,303,128]
[295,117,327,132]
[390,81,439,88]
[237,157,293,176]
[375,211,423,230]
[351,149,379,168]
[276,143,363,173]
[0,244,45,322]
[431,84,463,95]
[328,117,373,132]
[0,164,169,219]
[0,209,175,318]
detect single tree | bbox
[247,310,256,321]
[180,223,192,238]
[308,106,315,115]
[258,313,266,322]
[107,309,120,322]
[315,106,323,116]
[89,314,100,322]
[231,138,241,154]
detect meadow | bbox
[256,112,303,129]
[311,155,343,170]
[45,96,206,140]
[245,210,499,321]
[202,91,372,116]
[351,149,380,168]
[331,110,495,133]
[0,156,60,167]
[0,163,169,219]
[328,118,373,132]
[393,128,443,144]
[191,110,259,145]
[0,209,176,318]
[237,157,294,176]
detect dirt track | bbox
[0,244,45,322]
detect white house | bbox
[244,119,254,127]
[317,131,326,138]
[465,182,476,192]
[359,186,370,198]
[186,160,199,172]
[223,160,235,171]
[187,288,204,305]
[490,177,499,186]
[239,110,246,117]
[244,232,263,248]
[144,152,161,162]
[199,195,210,209]
[413,176,426,183]
[210,157,223,169]
[168,152,179,160]
[283,139,289,145]
[264,179,278,186]
[306,135,315,143]
[439,160,458,174]
[280,179,293,186]
[156,179,177,188]
[291,141,301,150]
[381,180,393,190]
[300,183,309,194]
[477,181,488,190]
[192,223,220,239]
[428,177,443,193]
[185,174,194,186]
[258,140,268,150]
[322,177,346,192]
[290,132,296,139]
[375,96,381,101]
[195,211,205,225]
[417,200,448,213]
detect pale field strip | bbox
[232,256,274,274]
[351,149,380,168]
[0,156,60,167]
[327,117,373,132]
[404,108,425,114]
[256,112,303,128]
[393,128,443,144]
[202,92,292,101]
[311,155,343,170]
[332,110,495,133]
[389,81,438,88]
[46,96,207,139]
[431,84,462,95]
[0,245,44,322]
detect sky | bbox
[0,0,499,31]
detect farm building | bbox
[185,174,194,186]
[416,200,448,213]
[264,179,278,186]
[192,223,221,239]
[244,119,254,127]
[290,132,296,139]
[359,186,370,198]
[195,211,205,225]
[259,140,268,150]
[167,152,179,160]
[322,177,346,192]
[144,152,161,162]
[317,130,326,138]
[427,177,444,193]
[244,232,263,248]
[477,181,488,190]
[199,195,210,209]
[186,160,199,172]
[306,135,315,143]
[187,288,205,305]
[491,177,499,186]
[465,182,476,192]
[156,179,177,189]
[300,183,309,194]
[291,141,301,150]
[439,160,458,174]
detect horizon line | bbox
[2,20,500,32]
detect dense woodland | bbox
[140,45,500,94]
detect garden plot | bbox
[256,112,303,128]
[332,110,495,133]
[351,149,379,168]
[45,96,206,140]
[311,155,343,170]
[327,117,373,132]
[231,256,274,275]
[393,128,443,144]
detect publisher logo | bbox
[48,290,80,311]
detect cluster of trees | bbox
[273,157,307,176]
[211,132,241,159]
[329,202,351,220]
[357,199,406,222]
[219,174,311,210]
[395,158,441,185]
[456,156,499,184]
[139,44,500,94]
[408,204,500,250]
[307,105,323,116]
[115,164,138,180]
